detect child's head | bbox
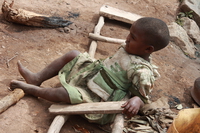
[125,17,170,60]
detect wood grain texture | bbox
[49,101,125,115]
[0,89,24,114]
[99,5,143,24]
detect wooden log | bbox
[0,89,24,114]
[88,16,105,58]
[99,5,143,24]
[49,101,125,115]
[89,33,125,44]
[2,0,72,28]
[47,115,69,133]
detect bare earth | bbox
[0,0,200,133]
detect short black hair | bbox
[135,17,170,51]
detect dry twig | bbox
[6,52,18,68]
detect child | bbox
[10,17,170,125]
[191,77,200,106]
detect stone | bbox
[182,17,200,44]
[168,22,197,59]
[180,0,200,28]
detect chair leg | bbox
[111,113,124,133]
[47,115,69,133]
[111,94,129,133]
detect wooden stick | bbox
[88,16,105,58]
[89,33,125,44]
[47,115,69,133]
[99,5,143,24]
[0,89,24,114]
[49,101,125,115]
[6,52,18,68]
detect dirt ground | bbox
[0,0,200,133]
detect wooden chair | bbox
[47,101,127,133]
[47,5,143,133]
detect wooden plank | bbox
[49,101,125,115]
[99,5,143,24]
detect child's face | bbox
[125,22,150,56]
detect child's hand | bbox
[121,96,144,118]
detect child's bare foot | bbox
[10,80,71,103]
[17,61,41,86]
[10,80,39,95]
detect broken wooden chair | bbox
[48,100,128,133]
[47,5,143,133]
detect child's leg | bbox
[18,50,80,86]
[10,80,71,103]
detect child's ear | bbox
[145,46,154,53]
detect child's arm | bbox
[121,96,144,118]
[123,62,157,118]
